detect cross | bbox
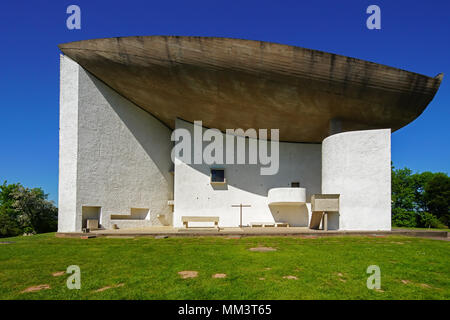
[231,203,251,228]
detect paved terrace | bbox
[56,227,449,240]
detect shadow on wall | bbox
[86,76,321,208]
[326,212,339,230]
[87,72,174,191]
[269,204,309,227]
[189,163,277,196]
[176,119,322,199]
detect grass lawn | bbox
[0,233,448,300]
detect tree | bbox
[391,165,449,228]
[11,185,58,234]
[423,173,450,226]
[391,167,414,209]
[418,211,444,229]
[0,182,21,237]
[391,166,417,227]
[0,211,22,237]
[0,181,57,237]
[391,208,417,228]
[0,182,19,216]
[410,171,434,212]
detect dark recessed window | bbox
[291,182,300,188]
[211,169,225,183]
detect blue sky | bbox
[0,0,449,204]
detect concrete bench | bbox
[275,222,290,228]
[250,222,289,228]
[181,216,219,229]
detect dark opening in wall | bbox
[211,168,226,183]
[81,206,101,228]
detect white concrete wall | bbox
[58,55,173,231]
[173,119,322,227]
[321,129,391,231]
[58,55,79,232]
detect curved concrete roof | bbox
[59,36,443,143]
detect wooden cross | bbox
[231,203,251,228]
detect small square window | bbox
[291,182,300,188]
[211,169,226,183]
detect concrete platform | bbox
[56,227,449,239]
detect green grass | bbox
[0,233,448,300]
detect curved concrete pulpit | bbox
[268,187,306,205]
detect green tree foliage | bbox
[391,167,415,212]
[418,211,443,229]
[0,181,57,237]
[0,182,21,237]
[423,173,450,226]
[391,166,449,228]
[391,208,417,228]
